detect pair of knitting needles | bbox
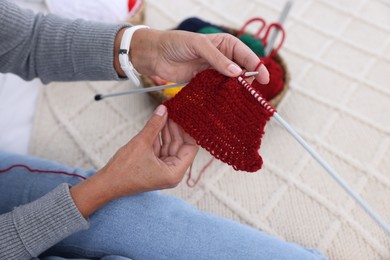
[94,0,293,102]
[95,1,390,236]
[96,70,390,235]
[94,71,259,101]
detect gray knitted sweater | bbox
[0,1,129,258]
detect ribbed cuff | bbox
[71,20,131,81]
[0,212,29,259]
[34,13,131,83]
[12,183,89,257]
[0,1,131,83]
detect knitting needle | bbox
[95,82,186,101]
[255,1,390,235]
[264,0,293,56]
[242,71,259,77]
[95,71,259,101]
[238,76,390,236]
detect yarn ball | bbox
[198,26,224,34]
[164,69,274,172]
[177,17,213,32]
[162,82,184,97]
[238,34,265,57]
[252,57,284,101]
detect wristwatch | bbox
[119,25,150,86]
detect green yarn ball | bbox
[238,34,265,57]
[197,26,224,34]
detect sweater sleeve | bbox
[0,183,89,259]
[0,0,130,84]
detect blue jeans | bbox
[0,151,327,260]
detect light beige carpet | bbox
[29,0,390,259]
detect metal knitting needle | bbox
[238,76,390,236]
[95,71,259,101]
[95,82,186,101]
[264,0,293,56]
[242,71,259,77]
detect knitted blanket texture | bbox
[29,1,390,258]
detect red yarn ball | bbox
[252,57,284,101]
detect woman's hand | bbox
[70,105,198,218]
[115,28,269,85]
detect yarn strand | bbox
[0,164,87,180]
[186,158,215,187]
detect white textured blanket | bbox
[30,0,390,259]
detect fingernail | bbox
[154,105,167,116]
[228,64,242,75]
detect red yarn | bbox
[238,19,286,101]
[0,164,87,180]
[164,69,274,172]
[186,158,214,187]
[252,57,284,101]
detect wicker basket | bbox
[125,1,146,25]
[142,26,290,108]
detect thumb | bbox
[139,105,168,143]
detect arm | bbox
[0,105,197,258]
[0,0,128,83]
[0,184,88,259]
[0,0,270,255]
[0,0,269,85]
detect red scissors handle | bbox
[262,22,286,58]
[237,17,266,38]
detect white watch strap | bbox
[119,25,150,86]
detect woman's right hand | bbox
[115,28,269,85]
[70,105,198,218]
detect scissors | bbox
[237,17,286,58]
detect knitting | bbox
[164,69,274,172]
[154,17,287,103]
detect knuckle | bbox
[221,32,234,40]
[197,33,207,40]
[241,53,253,68]
[194,34,208,45]
[215,33,236,45]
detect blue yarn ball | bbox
[177,17,213,32]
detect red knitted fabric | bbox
[164,69,274,172]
